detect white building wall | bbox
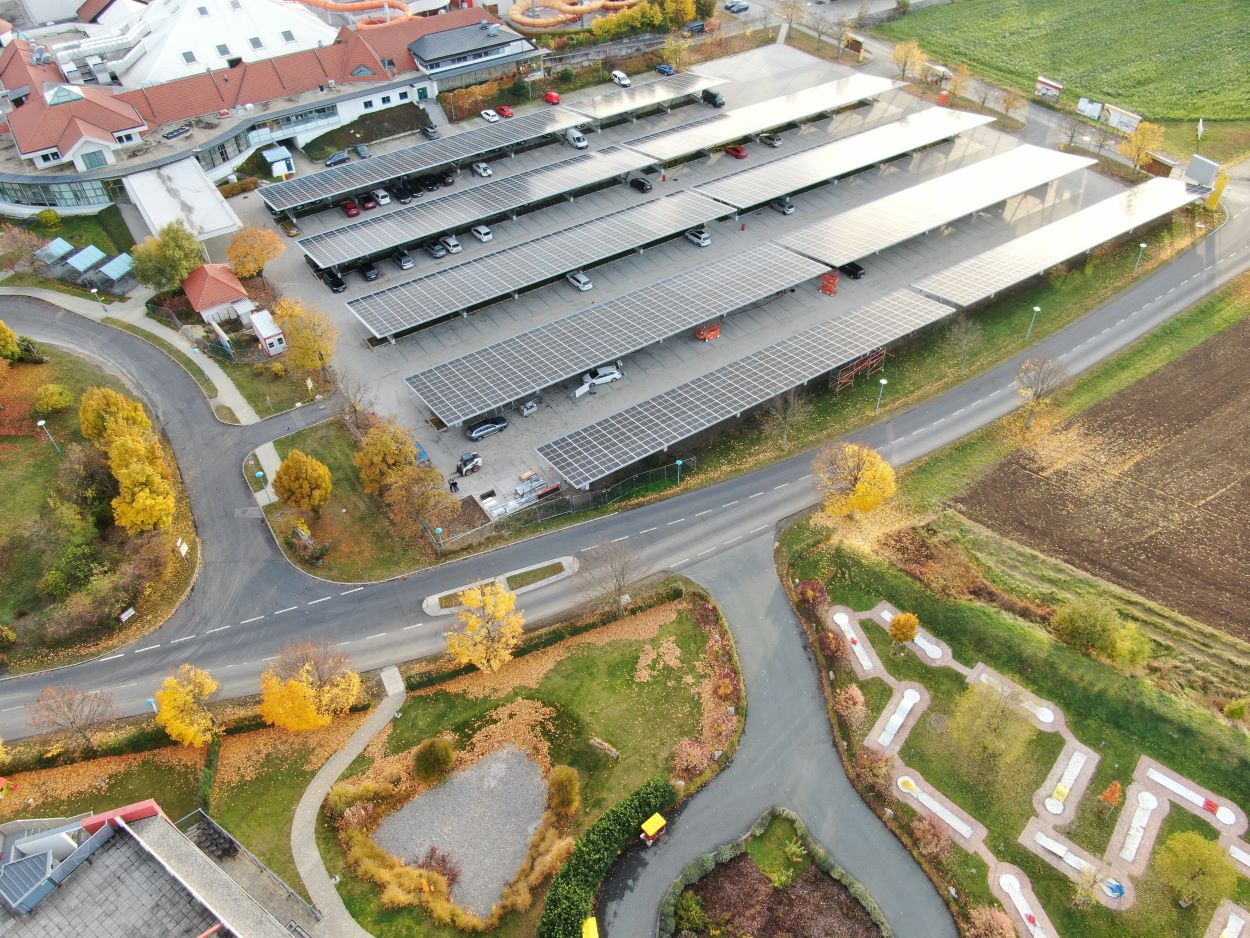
[20,0,82,25]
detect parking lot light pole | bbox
[36,419,61,453]
[1025,305,1042,342]
[1133,242,1148,275]
[875,378,888,413]
[675,459,683,484]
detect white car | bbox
[470,224,493,243]
[371,188,391,205]
[471,161,492,178]
[439,233,462,254]
[481,109,500,123]
[566,270,593,292]
[582,363,623,385]
[610,70,631,88]
[685,227,711,247]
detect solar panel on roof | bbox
[913,178,1197,307]
[563,72,727,121]
[349,190,728,338]
[538,289,954,488]
[695,108,994,210]
[778,145,1094,268]
[299,147,655,269]
[404,242,829,425]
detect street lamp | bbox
[875,378,888,413]
[89,286,107,317]
[35,419,61,453]
[675,458,684,484]
[433,526,445,555]
[1133,242,1148,275]
[1025,305,1042,342]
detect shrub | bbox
[674,891,706,932]
[36,208,61,229]
[965,906,1016,938]
[796,578,829,611]
[34,383,74,414]
[413,737,456,782]
[325,779,396,817]
[672,738,711,780]
[549,765,582,818]
[339,801,378,832]
[1050,598,1119,656]
[218,177,262,198]
[251,362,266,375]
[1224,698,1249,722]
[833,684,867,730]
[269,361,286,378]
[853,747,895,796]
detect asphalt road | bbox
[1,180,1247,736]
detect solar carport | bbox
[563,72,726,124]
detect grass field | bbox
[878,0,1250,121]
[215,358,311,418]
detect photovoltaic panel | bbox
[260,107,590,213]
[623,74,902,163]
[404,242,829,425]
[563,72,727,121]
[778,145,1094,267]
[298,147,654,269]
[349,190,728,338]
[538,289,954,488]
[914,178,1198,307]
[694,108,994,210]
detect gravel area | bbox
[373,747,547,915]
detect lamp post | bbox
[433,526,445,555]
[1025,305,1041,342]
[35,419,61,453]
[1133,242,1148,275]
[675,459,684,484]
[89,286,107,317]
[875,378,888,413]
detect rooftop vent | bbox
[479,19,489,28]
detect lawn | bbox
[744,814,811,881]
[267,419,432,580]
[877,0,1250,121]
[215,357,312,418]
[2,204,135,255]
[302,105,431,161]
[505,561,565,591]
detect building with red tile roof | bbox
[183,263,254,323]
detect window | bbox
[81,150,107,169]
[197,5,208,14]
[40,151,60,164]
[182,50,196,64]
[281,30,295,42]
[115,132,135,144]
[381,58,395,69]
[381,95,391,105]
[417,87,428,101]
[216,44,230,56]
[350,64,375,77]
[398,90,409,101]
[363,100,373,109]
[249,36,263,49]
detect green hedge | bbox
[538,777,678,938]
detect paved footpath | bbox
[598,534,956,938]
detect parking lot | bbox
[213,44,1123,505]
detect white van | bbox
[610,70,631,88]
[564,127,588,149]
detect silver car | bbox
[471,161,493,178]
[582,363,623,385]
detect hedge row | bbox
[218,177,261,198]
[537,777,678,938]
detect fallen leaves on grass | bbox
[461,698,554,773]
[212,710,369,798]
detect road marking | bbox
[639,527,657,534]
[114,683,136,689]
[724,535,742,545]
[133,645,160,654]
[100,654,124,662]
[335,641,352,647]
[580,545,597,552]
[695,509,714,517]
[206,625,231,634]
[610,535,630,543]
[341,587,364,595]
[666,518,686,525]
[0,706,20,712]
[798,474,812,481]
[697,547,716,556]
[307,596,332,605]
[747,492,762,499]
[773,482,789,490]
[749,525,769,534]
[263,656,278,662]
[366,633,387,640]
[274,606,297,615]
[403,623,425,631]
[672,557,690,566]
[722,500,739,507]
[170,635,196,644]
[240,616,264,625]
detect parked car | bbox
[702,88,725,108]
[566,270,593,292]
[695,321,721,341]
[352,142,373,158]
[360,261,380,282]
[465,415,509,441]
[839,261,866,280]
[685,227,711,247]
[421,124,440,139]
[321,270,347,293]
[439,233,462,254]
[424,240,449,259]
[758,133,782,148]
[544,90,562,104]
[325,150,350,167]
[371,188,391,206]
[481,109,500,122]
[161,125,192,141]
[582,363,623,385]
[629,177,653,193]
[656,63,676,76]
[496,105,514,118]
[471,161,492,178]
[770,198,795,215]
[341,199,361,217]
[393,250,415,270]
[441,170,457,186]
[470,224,493,243]
[724,144,748,159]
[610,70,631,88]
[420,176,441,192]
[277,217,301,237]
[390,183,412,204]
[725,1,749,12]
[359,192,379,210]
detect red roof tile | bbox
[184,264,247,313]
[78,0,118,23]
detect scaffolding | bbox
[831,346,888,392]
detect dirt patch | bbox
[957,312,1250,637]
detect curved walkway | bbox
[598,535,956,938]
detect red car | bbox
[496,104,514,118]
[341,199,360,217]
[724,145,748,159]
[544,90,561,105]
[359,192,379,210]
[695,322,721,341]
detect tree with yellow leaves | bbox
[355,418,419,496]
[226,226,285,278]
[79,387,152,445]
[889,611,919,653]
[260,639,360,731]
[813,442,896,525]
[273,298,339,376]
[0,319,18,360]
[108,434,175,533]
[383,462,460,543]
[155,664,219,747]
[1118,121,1165,173]
[891,39,924,79]
[445,582,524,673]
[274,448,333,513]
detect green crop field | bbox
[879,0,1250,121]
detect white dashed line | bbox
[672,558,690,566]
[695,509,714,517]
[263,656,278,662]
[580,545,597,552]
[403,623,425,631]
[0,706,20,713]
[341,587,364,595]
[747,492,762,499]
[307,596,332,605]
[610,535,630,543]
[798,474,812,481]
[133,645,160,654]
[639,527,657,534]
[114,683,136,689]
[724,535,742,545]
[697,547,716,556]
[722,500,739,508]
[100,654,124,662]
[366,633,387,640]
[335,641,352,647]
[240,616,264,625]
[206,625,231,634]
[666,518,686,525]
[773,483,789,490]
[749,525,769,534]
[274,606,297,615]
[170,635,196,644]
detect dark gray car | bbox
[465,415,509,441]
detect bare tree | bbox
[761,388,813,450]
[947,64,971,101]
[28,685,116,752]
[338,375,375,431]
[1002,93,1027,124]
[1015,357,1069,428]
[580,542,648,611]
[0,225,46,272]
[776,0,808,29]
[272,638,356,690]
[857,0,870,24]
[1092,125,1115,155]
[947,315,982,374]
[1060,116,1085,151]
[811,13,833,54]
[974,80,996,113]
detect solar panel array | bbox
[695,108,994,209]
[538,289,954,488]
[348,190,727,338]
[623,74,902,163]
[564,72,726,121]
[298,146,654,268]
[778,145,1094,267]
[405,242,829,425]
[914,178,1197,307]
[260,107,590,212]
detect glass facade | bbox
[0,176,121,208]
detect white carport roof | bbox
[123,157,242,242]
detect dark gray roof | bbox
[0,854,51,911]
[410,23,526,62]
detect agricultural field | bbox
[956,312,1250,639]
[879,0,1250,121]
